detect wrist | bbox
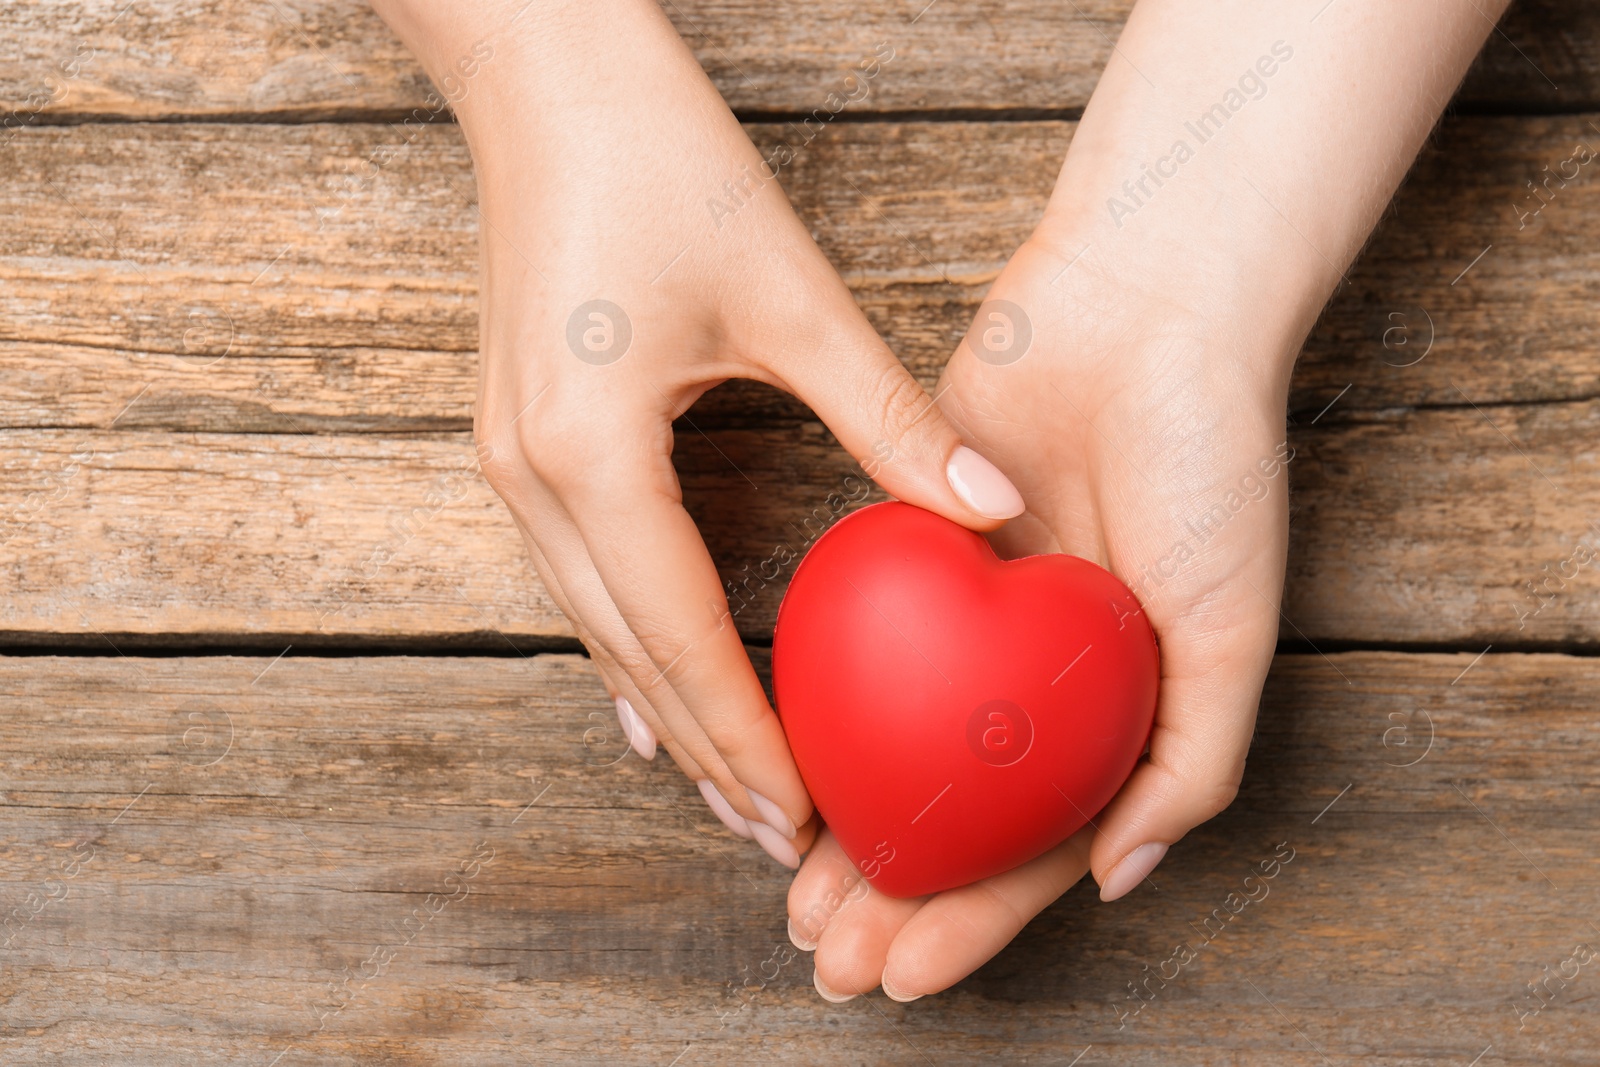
[1029,179,1324,392]
[369,0,685,149]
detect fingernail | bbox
[697,779,753,840]
[881,974,924,1003]
[813,969,857,1004]
[1099,842,1168,903]
[745,788,796,839]
[615,697,656,760]
[946,445,1024,520]
[749,819,801,869]
[787,917,818,952]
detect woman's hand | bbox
[368,0,1026,867]
[787,0,1508,998]
[787,232,1292,999]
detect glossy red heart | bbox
[772,501,1159,897]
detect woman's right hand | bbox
[369,0,1028,867]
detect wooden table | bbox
[3,2,1597,1063]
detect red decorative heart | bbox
[773,501,1159,897]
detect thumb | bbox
[772,322,1025,528]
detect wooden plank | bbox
[1283,398,1600,648]
[0,0,1591,121]
[0,429,565,645]
[0,652,1595,1063]
[5,116,1600,438]
[4,386,1600,646]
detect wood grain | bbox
[0,652,1594,1064]
[5,116,1600,443]
[3,2,1594,1062]
[1282,399,1600,648]
[0,429,564,645]
[0,0,1591,121]
[3,391,1600,647]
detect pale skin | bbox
[370,0,1509,1001]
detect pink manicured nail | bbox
[746,788,796,839]
[787,917,818,952]
[697,779,754,839]
[881,973,925,1003]
[813,969,857,1004]
[614,697,656,760]
[1099,842,1168,902]
[946,445,1024,519]
[749,820,800,869]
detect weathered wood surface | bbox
[5,115,1599,645]
[3,383,1600,649]
[3,0,1595,1062]
[0,430,564,645]
[0,0,1591,121]
[4,115,1599,444]
[6,381,1600,646]
[1284,397,1600,649]
[0,652,1594,1065]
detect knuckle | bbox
[512,404,583,486]
[868,365,936,449]
[610,639,671,695]
[509,390,667,501]
[472,420,521,497]
[972,879,1031,930]
[705,721,753,768]
[1193,767,1244,822]
[707,765,745,806]
[624,612,690,672]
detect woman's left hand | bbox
[788,230,1294,1001]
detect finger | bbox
[510,479,795,848]
[587,659,664,766]
[565,617,664,765]
[519,514,719,782]
[579,652,661,763]
[1087,591,1280,902]
[533,423,812,846]
[527,524,722,792]
[785,830,922,1002]
[505,495,709,780]
[762,305,1025,527]
[792,811,821,859]
[811,878,925,1003]
[786,829,869,950]
[879,826,1093,1002]
[513,514,671,762]
[696,788,818,858]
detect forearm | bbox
[367,0,736,179]
[368,0,671,99]
[1037,0,1509,381]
